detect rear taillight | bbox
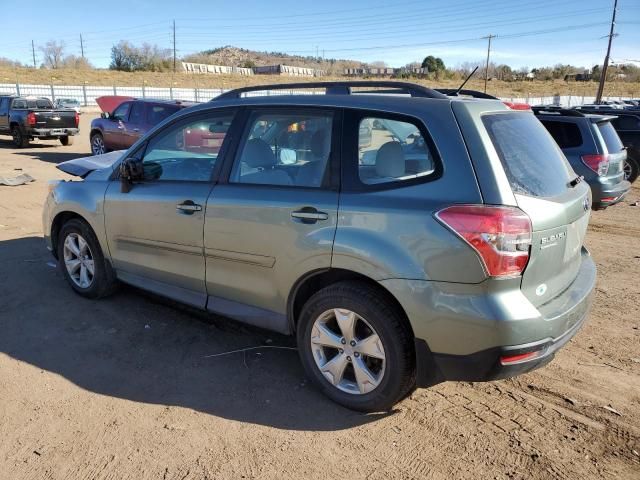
[74,112,80,127]
[27,112,36,126]
[581,154,609,176]
[500,350,542,365]
[436,205,532,277]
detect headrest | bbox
[241,138,276,168]
[376,141,405,178]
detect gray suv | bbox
[43,82,596,412]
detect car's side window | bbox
[541,120,583,148]
[129,102,145,124]
[230,110,333,188]
[358,117,435,185]
[148,105,178,124]
[140,112,234,182]
[112,102,131,122]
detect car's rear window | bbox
[26,99,53,109]
[596,121,624,153]
[483,112,572,197]
[540,120,583,148]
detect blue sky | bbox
[2,0,639,70]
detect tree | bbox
[39,40,65,69]
[495,64,513,81]
[421,55,445,73]
[110,41,172,72]
[60,55,93,70]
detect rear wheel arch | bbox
[287,268,415,338]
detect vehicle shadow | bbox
[0,236,391,431]
[12,150,85,164]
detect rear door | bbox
[203,107,340,331]
[481,111,591,307]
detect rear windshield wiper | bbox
[568,175,583,188]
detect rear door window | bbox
[483,112,573,197]
[596,121,624,154]
[540,120,583,148]
[148,105,179,125]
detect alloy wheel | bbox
[91,136,105,155]
[623,160,632,181]
[310,308,386,395]
[63,233,95,289]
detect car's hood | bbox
[95,95,134,114]
[56,150,125,178]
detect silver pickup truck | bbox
[0,95,79,147]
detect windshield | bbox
[483,112,573,197]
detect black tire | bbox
[60,135,74,146]
[11,126,29,148]
[624,154,639,184]
[57,218,118,299]
[297,281,416,412]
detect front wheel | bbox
[623,155,639,184]
[297,281,416,412]
[60,135,74,146]
[90,132,106,155]
[57,218,118,298]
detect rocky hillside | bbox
[182,46,363,75]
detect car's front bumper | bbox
[381,248,596,387]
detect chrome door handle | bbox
[177,201,202,213]
[291,208,329,223]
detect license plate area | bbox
[50,129,64,135]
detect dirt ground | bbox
[0,115,638,480]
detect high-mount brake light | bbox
[436,205,532,277]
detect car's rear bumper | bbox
[591,179,631,209]
[31,128,79,138]
[381,248,596,387]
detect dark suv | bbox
[90,98,196,155]
[534,107,630,209]
[45,82,596,411]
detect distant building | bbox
[564,71,592,82]
[343,67,427,77]
[181,62,253,75]
[253,65,326,77]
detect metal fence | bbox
[0,82,630,107]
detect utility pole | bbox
[483,34,495,93]
[31,40,36,68]
[80,34,85,59]
[595,0,618,104]
[173,20,177,73]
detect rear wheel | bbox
[11,126,29,148]
[90,132,106,155]
[57,218,118,299]
[297,281,416,412]
[623,155,639,184]
[60,135,74,146]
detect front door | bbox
[121,101,146,149]
[104,101,131,150]
[204,108,340,331]
[104,109,237,308]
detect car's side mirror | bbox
[101,112,108,119]
[119,158,144,193]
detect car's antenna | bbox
[454,66,479,96]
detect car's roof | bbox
[132,98,198,107]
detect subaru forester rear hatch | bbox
[481,111,591,307]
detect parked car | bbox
[570,108,640,183]
[54,97,82,114]
[0,95,79,147]
[89,98,196,155]
[533,107,630,209]
[44,81,596,412]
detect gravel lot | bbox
[0,114,639,479]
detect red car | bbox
[90,97,197,155]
